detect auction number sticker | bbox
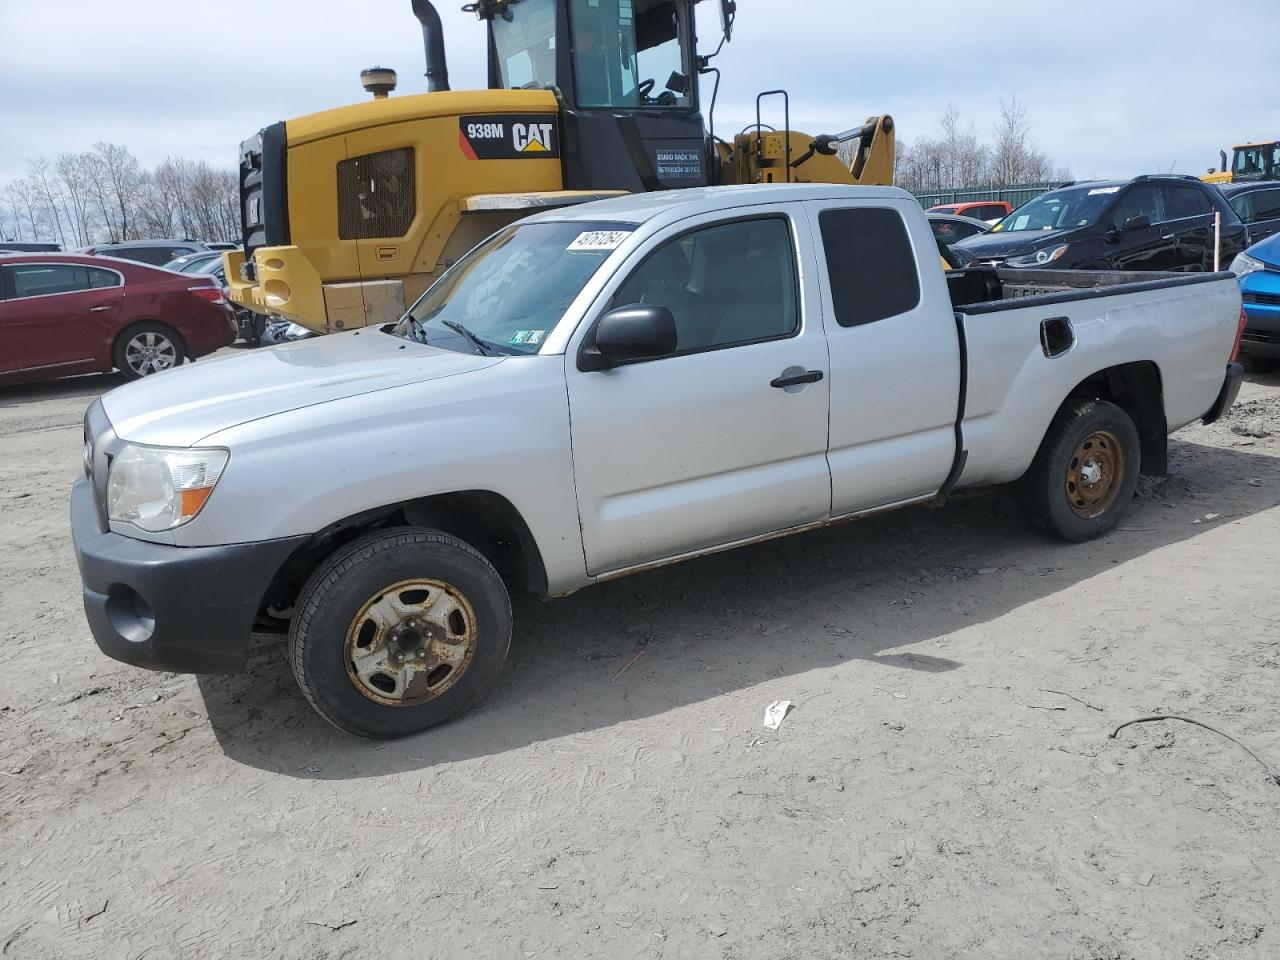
[1088,186,1121,195]
[568,231,630,252]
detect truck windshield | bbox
[391,221,635,355]
[492,0,558,90]
[995,186,1118,233]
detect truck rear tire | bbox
[1018,399,1141,542]
[288,527,512,739]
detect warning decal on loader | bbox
[459,115,560,160]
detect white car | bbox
[72,183,1245,738]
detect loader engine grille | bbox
[337,147,417,240]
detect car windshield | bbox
[390,221,635,355]
[995,186,1119,233]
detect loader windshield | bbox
[392,220,635,356]
[492,0,558,90]
[571,0,691,108]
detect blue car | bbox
[1233,233,1280,371]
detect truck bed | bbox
[942,266,1242,491]
[946,265,1237,312]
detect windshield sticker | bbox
[1088,186,1121,195]
[568,231,630,252]
[510,330,531,344]
[525,329,546,345]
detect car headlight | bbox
[106,444,229,532]
[1230,252,1265,278]
[1006,244,1070,268]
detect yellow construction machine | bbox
[224,0,896,334]
[1201,140,1280,185]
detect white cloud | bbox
[1,0,1277,184]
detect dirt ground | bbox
[1,361,1278,960]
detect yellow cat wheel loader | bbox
[224,0,896,334]
[1201,140,1280,185]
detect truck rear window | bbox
[818,208,920,327]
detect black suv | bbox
[81,239,213,267]
[954,176,1248,272]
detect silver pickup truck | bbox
[72,184,1245,738]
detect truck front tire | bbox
[1018,400,1141,542]
[289,527,512,739]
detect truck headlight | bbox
[106,444,229,532]
[1006,244,1070,268]
[1230,252,1264,278]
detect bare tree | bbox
[989,96,1059,186]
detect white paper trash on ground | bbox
[763,700,794,731]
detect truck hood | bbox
[954,228,1076,259]
[102,330,503,446]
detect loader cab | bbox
[1230,142,1280,183]
[483,0,710,191]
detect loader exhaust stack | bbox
[410,0,451,92]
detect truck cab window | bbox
[613,217,798,353]
[492,0,558,90]
[818,208,920,327]
[571,0,690,108]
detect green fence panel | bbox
[913,182,1069,211]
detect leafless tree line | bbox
[2,143,240,247]
[862,97,1072,195]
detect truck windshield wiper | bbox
[402,315,428,344]
[440,319,492,356]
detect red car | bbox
[927,200,1013,223]
[0,253,237,385]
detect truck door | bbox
[806,201,962,516]
[565,206,831,575]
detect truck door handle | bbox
[771,369,824,388]
[1161,234,1177,241]
[89,305,113,312]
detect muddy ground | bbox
[1,362,1278,959]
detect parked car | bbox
[927,201,1012,223]
[71,184,1245,738]
[954,176,1248,271]
[1230,233,1280,371]
[165,252,266,346]
[0,253,237,385]
[82,239,213,267]
[1220,181,1280,245]
[928,213,991,245]
[164,251,223,274]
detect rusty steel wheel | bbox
[290,528,512,738]
[1064,430,1125,519]
[1019,399,1141,543]
[344,578,479,706]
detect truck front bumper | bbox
[1202,362,1244,425]
[71,477,307,674]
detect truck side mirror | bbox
[579,304,678,371]
[1124,214,1150,232]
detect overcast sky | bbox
[2,0,1278,185]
